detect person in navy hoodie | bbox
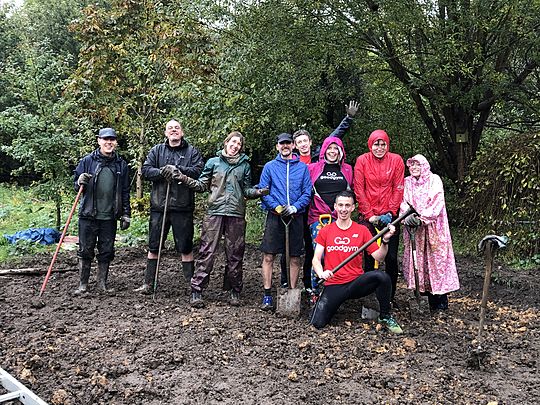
[258,133,312,311]
[73,128,131,294]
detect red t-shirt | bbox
[315,221,379,285]
[299,154,311,165]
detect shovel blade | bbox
[408,296,429,319]
[276,287,301,318]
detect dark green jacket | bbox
[184,151,259,217]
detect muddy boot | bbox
[182,261,194,295]
[134,259,157,295]
[229,290,240,307]
[190,290,205,308]
[182,261,194,282]
[74,259,91,295]
[97,261,114,293]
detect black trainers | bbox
[190,291,204,308]
[229,291,240,307]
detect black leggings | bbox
[362,219,400,301]
[310,271,392,329]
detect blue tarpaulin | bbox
[3,228,61,245]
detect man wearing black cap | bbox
[73,127,131,294]
[257,132,312,310]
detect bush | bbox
[462,132,539,260]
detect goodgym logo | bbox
[334,237,350,245]
[327,236,359,253]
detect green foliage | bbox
[245,199,266,245]
[130,195,151,217]
[0,185,61,262]
[302,0,540,181]
[68,0,215,197]
[462,132,539,258]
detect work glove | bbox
[255,188,269,197]
[379,213,392,226]
[345,100,359,118]
[281,205,297,217]
[404,214,422,228]
[160,165,179,182]
[174,172,189,184]
[77,173,92,186]
[120,216,131,230]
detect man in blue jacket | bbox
[73,127,131,294]
[258,133,312,310]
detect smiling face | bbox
[225,135,243,156]
[408,160,422,178]
[165,120,184,147]
[371,139,388,159]
[294,134,312,156]
[276,140,293,159]
[325,143,340,163]
[334,195,355,221]
[98,137,117,156]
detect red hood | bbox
[367,129,390,151]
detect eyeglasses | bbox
[372,142,387,148]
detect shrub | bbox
[462,132,539,259]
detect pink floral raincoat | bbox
[399,154,460,294]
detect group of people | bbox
[73,102,460,335]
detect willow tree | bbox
[68,0,214,197]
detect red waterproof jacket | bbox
[353,130,404,219]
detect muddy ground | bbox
[1,244,539,404]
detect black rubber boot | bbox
[134,259,157,295]
[182,261,194,282]
[74,259,91,295]
[97,261,114,293]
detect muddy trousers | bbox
[77,218,117,263]
[191,215,246,293]
[310,271,392,329]
[363,222,400,301]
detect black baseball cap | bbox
[276,133,293,143]
[98,128,117,139]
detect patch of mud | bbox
[1,248,539,404]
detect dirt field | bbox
[1,245,539,404]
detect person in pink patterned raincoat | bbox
[399,154,460,311]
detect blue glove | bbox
[379,213,392,226]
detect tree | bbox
[68,0,214,198]
[0,0,87,227]
[309,0,540,181]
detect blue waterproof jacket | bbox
[259,154,312,213]
[73,149,131,219]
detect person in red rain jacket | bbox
[353,129,404,305]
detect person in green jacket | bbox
[175,131,268,307]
